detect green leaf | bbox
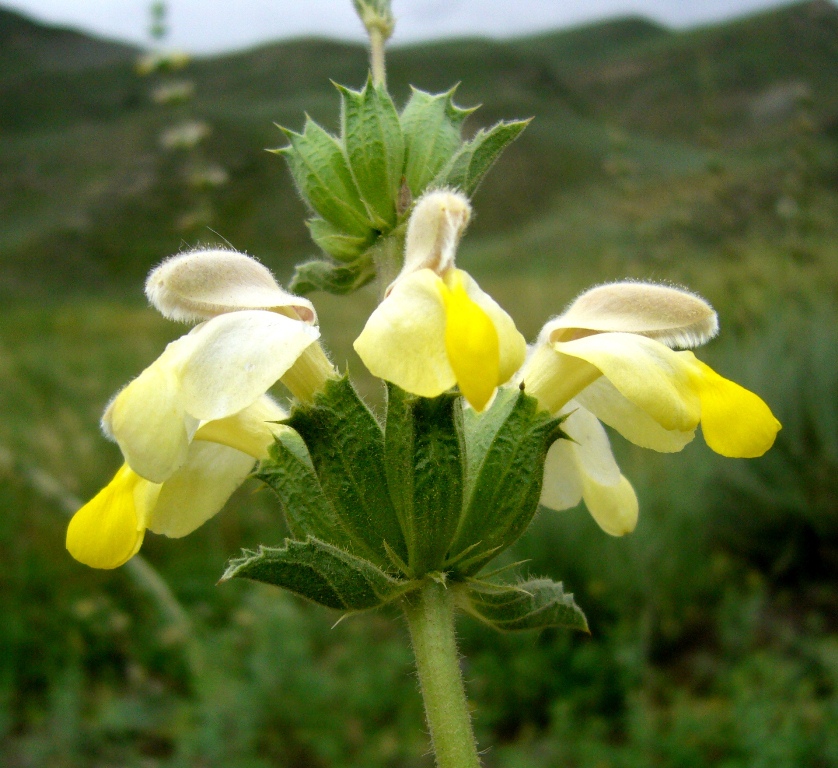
[400,86,474,196]
[461,578,589,632]
[221,538,414,611]
[307,217,375,262]
[289,255,376,296]
[287,376,407,569]
[255,430,382,564]
[435,119,531,196]
[447,390,564,575]
[275,118,374,236]
[340,77,404,230]
[384,384,464,576]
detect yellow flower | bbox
[67,250,336,569]
[354,190,526,411]
[523,281,781,535]
[523,281,780,458]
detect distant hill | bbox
[1,1,837,297]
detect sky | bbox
[3,0,795,54]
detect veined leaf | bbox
[461,578,589,632]
[400,86,474,196]
[221,538,414,611]
[384,384,463,576]
[307,217,375,262]
[289,255,376,296]
[340,77,404,230]
[287,376,407,569]
[255,431,381,564]
[275,118,374,236]
[448,390,564,575]
[435,119,530,196]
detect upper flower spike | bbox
[523,281,780,459]
[354,190,526,411]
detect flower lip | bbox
[146,248,316,324]
[542,281,719,350]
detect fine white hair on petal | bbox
[389,189,471,292]
[542,280,718,349]
[145,248,316,324]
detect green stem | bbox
[369,26,387,87]
[403,579,481,768]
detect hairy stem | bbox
[403,579,481,768]
[369,26,387,87]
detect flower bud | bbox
[146,249,316,323]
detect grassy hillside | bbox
[2,1,837,299]
[2,4,838,766]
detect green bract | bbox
[273,80,529,295]
[223,377,586,633]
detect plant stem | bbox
[369,26,387,87]
[403,579,481,768]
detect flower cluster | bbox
[68,190,780,569]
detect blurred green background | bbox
[2,1,838,765]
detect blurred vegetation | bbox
[2,1,838,765]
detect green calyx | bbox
[273,81,529,296]
[223,377,585,632]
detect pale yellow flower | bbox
[67,250,336,569]
[354,190,526,410]
[523,281,780,535]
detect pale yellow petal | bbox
[103,346,197,483]
[66,465,147,569]
[555,333,701,433]
[146,249,316,323]
[194,395,288,459]
[146,442,255,538]
[178,310,319,421]
[545,281,718,349]
[440,271,499,411]
[686,355,781,458]
[520,343,601,415]
[576,378,696,453]
[540,438,583,511]
[561,403,621,487]
[457,270,527,385]
[354,269,455,398]
[581,474,639,537]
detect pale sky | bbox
[4,0,796,53]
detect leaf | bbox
[287,376,407,569]
[447,390,565,575]
[274,118,374,236]
[461,578,589,632]
[435,119,531,196]
[400,86,474,196]
[221,538,414,611]
[340,77,404,230]
[289,255,376,296]
[307,217,375,262]
[255,430,382,564]
[384,384,464,576]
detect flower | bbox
[67,249,337,569]
[354,190,526,411]
[522,281,781,534]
